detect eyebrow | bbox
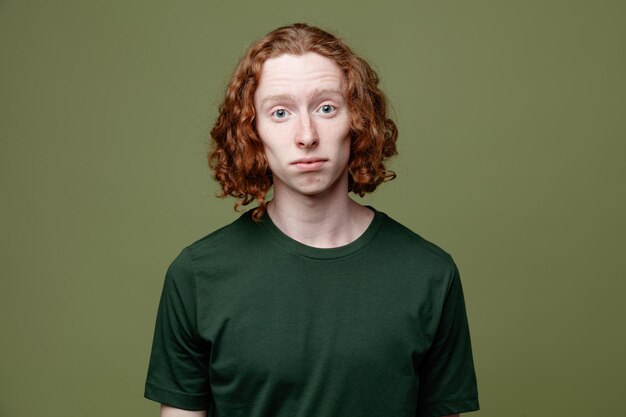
[258,89,344,107]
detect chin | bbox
[290,182,329,196]
[284,174,346,197]
[298,187,327,196]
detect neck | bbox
[266,176,374,248]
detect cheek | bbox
[256,123,278,153]
[257,120,292,146]
[325,116,351,143]
[256,127,284,168]
[341,138,351,163]
[255,120,270,142]
[340,122,352,152]
[338,118,352,149]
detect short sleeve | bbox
[416,263,480,417]
[144,248,212,410]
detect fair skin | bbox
[253,52,373,248]
[160,405,206,417]
[160,52,461,417]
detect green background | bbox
[1,1,624,416]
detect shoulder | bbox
[188,209,257,249]
[376,208,458,296]
[171,208,263,272]
[379,212,454,265]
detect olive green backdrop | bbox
[1,1,624,416]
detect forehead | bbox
[254,53,346,101]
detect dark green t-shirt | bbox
[145,207,479,417]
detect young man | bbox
[145,23,479,417]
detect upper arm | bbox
[144,249,213,410]
[417,263,479,416]
[160,404,207,417]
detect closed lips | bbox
[291,158,327,164]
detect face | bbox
[253,52,351,199]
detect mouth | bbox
[291,157,328,171]
[291,157,328,165]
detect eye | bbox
[319,104,336,114]
[272,108,289,119]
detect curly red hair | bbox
[209,23,398,221]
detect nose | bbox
[295,113,318,149]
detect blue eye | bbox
[320,104,336,114]
[273,109,288,118]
